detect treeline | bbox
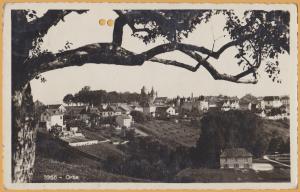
[63,86,140,105]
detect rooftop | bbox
[263,96,280,101]
[44,108,63,115]
[220,148,253,158]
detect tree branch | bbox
[29,10,88,39]
[25,33,257,84]
[181,49,258,84]
[149,57,201,72]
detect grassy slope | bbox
[32,156,147,183]
[135,118,289,148]
[135,120,201,148]
[33,132,146,182]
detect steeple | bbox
[150,86,155,97]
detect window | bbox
[244,164,250,168]
[224,164,229,168]
[60,116,63,119]
[234,164,239,168]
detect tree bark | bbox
[11,83,36,183]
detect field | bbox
[76,142,126,161]
[135,119,201,148]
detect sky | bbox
[28,7,293,104]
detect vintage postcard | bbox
[1,2,298,190]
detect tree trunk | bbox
[11,83,36,183]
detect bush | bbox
[130,110,147,123]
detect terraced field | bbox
[135,119,201,148]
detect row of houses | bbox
[39,94,290,131]
[177,95,290,118]
[40,101,182,131]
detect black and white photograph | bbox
[2,3,298,190]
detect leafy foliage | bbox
[223,10,289,82]
[120,10,213,43]
[130,110,147,123]
[193,111,265,167]
[63,86,140,105]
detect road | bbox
[263,155,290,168]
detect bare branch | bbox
[181,49,258,84]
[149,57,201,72]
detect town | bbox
[33,86,291,182]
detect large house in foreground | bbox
[220,148,253,169]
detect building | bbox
[239,100,252,111]
[40,108,64,131]
[65,106,86,120]
[220,148,253,169]
[154,97,168,106]
[181,100,209,112]
[99,105,122,117]
[79,106,100,123]
[46,104,66,113]
[221,100,240,111]
[156,106,176,118]
[118,104,133,115]
[131,104,143,112]
[263,96,282,108]
[116,114,133,128]
[143,103,156,117]
[280,96,290,106]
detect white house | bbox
[220,148,253,169]
[143,104,156,117]
[221,100,240,111]
[116,114,133,128]
[280,96,290,106]
[131,104,143,112]
[263,96,282,108]
[181,100,209,112]
[40,109,64,131]
[156,106,176,117]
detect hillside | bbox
[32,156,147,182]
[262,119,290,140]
